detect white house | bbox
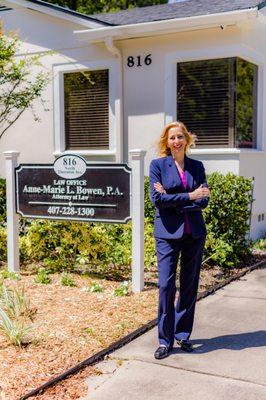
[0,0,266,239]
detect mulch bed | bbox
[0,252,265,400]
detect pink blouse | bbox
[180,170,191,235]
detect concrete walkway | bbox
[83,267,266,400]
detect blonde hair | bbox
[157,121,195,157]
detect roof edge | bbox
[74,8,259,42]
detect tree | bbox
[0,34,49,140]
[45,0,167,14]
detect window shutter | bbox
[64,69,109,150]
[177,59,234,148]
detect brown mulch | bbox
[0,253,265,400]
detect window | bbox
[64,69,109,150]
[177,58,257,148]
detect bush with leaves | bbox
[0,226,7,263]
[1,172,254,271]
[145,172,253,267]
[204,172,253,263]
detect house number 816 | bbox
[127,54,152,67]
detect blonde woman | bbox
[149,121,210,359]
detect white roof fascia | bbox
[74,8,258,42]
[3,0,104,28]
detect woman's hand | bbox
[154,182,166,194]
[189,184,210,201]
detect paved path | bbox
[82,267,266,400]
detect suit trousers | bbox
[155,233,206,349]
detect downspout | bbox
[104,37,124,163]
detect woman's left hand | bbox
[154,182,166,194]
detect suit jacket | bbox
[149,155,209,239]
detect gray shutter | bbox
[64,69,109,150]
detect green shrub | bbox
[1,172,254,271]
[20,220,109,270]
[204,172,253,264]
[0,226,7,262]
[203,232,235,268]
[144,176,155,224]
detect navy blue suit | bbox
[149,155,209,349]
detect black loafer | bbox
[176,339,193,352]
[154,345,171,359]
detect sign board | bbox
[15,155,131,223]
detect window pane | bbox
[236,58,257,148]
[64,70,109,150]
[177,58,257,148]
[177,58,232,147]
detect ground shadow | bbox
[171,330,266,354]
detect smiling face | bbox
[167,126,187,156]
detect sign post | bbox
[4,151,20,273]
[129,149,146,293]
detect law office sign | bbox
[15,155,131,223]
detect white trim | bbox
[74,8,258,42]
[164,44,265,151]
[53,59,120,159]
[53,149,117,157]
[190,148,266,155]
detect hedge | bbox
[0,172,253,270]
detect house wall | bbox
[0,8,265,239]
[0,6,117,175]
[119,23,266,239]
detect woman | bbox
[149,121,210,360]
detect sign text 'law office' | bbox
[15,155,131,223]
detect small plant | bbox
[0,307,32,347]
[0,284,34,346]
[34,268,51,284]
[89,282,104,293]
[252,238,266,251]
[0,269,20,281]
[113,281,130,297]
[0,284,35,321]
[85,327,94,336]
[60,273,76,287]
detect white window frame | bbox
[164,44,265,153]
[53,59,119,156]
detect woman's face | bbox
[167,127,187,156]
